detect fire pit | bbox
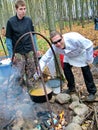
[35,110,68,130]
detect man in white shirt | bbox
[39,31,97,102]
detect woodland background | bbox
[0,0,98,55]
[0,0,98,33]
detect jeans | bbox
[63,63,97,94]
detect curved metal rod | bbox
[13,31,58,65]
[12,31,63,89]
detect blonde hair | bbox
[15,0,26,9]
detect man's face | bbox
[16,5,26,19]
[51,34,65,49]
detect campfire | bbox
[36,110,68,130]
[54,110,67,130]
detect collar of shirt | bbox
[16,14,25,21]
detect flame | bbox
[54,110,67,130]
[47,111,67,130]
[59,110,65,121]
[55,124,62,130]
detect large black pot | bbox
[29,87,53,103]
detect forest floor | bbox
[0,22,98,130]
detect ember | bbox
[55,110,67,130]
[36,111,67,130]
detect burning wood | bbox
[55,110,67,130]
[37,111,68,130]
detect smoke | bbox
[0,65,38,128]
[0,62,52,130]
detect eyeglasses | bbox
[52,38,62,45]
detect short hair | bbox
[50,31,62,41]
[2,27,5,29]
[15,0,26,9]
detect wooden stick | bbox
[81,110,93,125]
[90,114,95,130]
[94,106,98,128]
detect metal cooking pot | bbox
[29,87,53,103]
[45,78,62,94]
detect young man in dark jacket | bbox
[6,0,40,90]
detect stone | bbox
[72,115,84,124]
[66,123,82,130]
[55,93,71,104]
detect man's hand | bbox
[33,72,40,80]
[37,51,41,57]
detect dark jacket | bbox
[6,15,35,54]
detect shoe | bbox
[86,94,95,102]
[64,88,76,94]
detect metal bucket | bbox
[45,78,61,94]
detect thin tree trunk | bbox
[45,0,56,34]
[67,0,73,30]
[80,0,85,28]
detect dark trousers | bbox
[63,63,97,94]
